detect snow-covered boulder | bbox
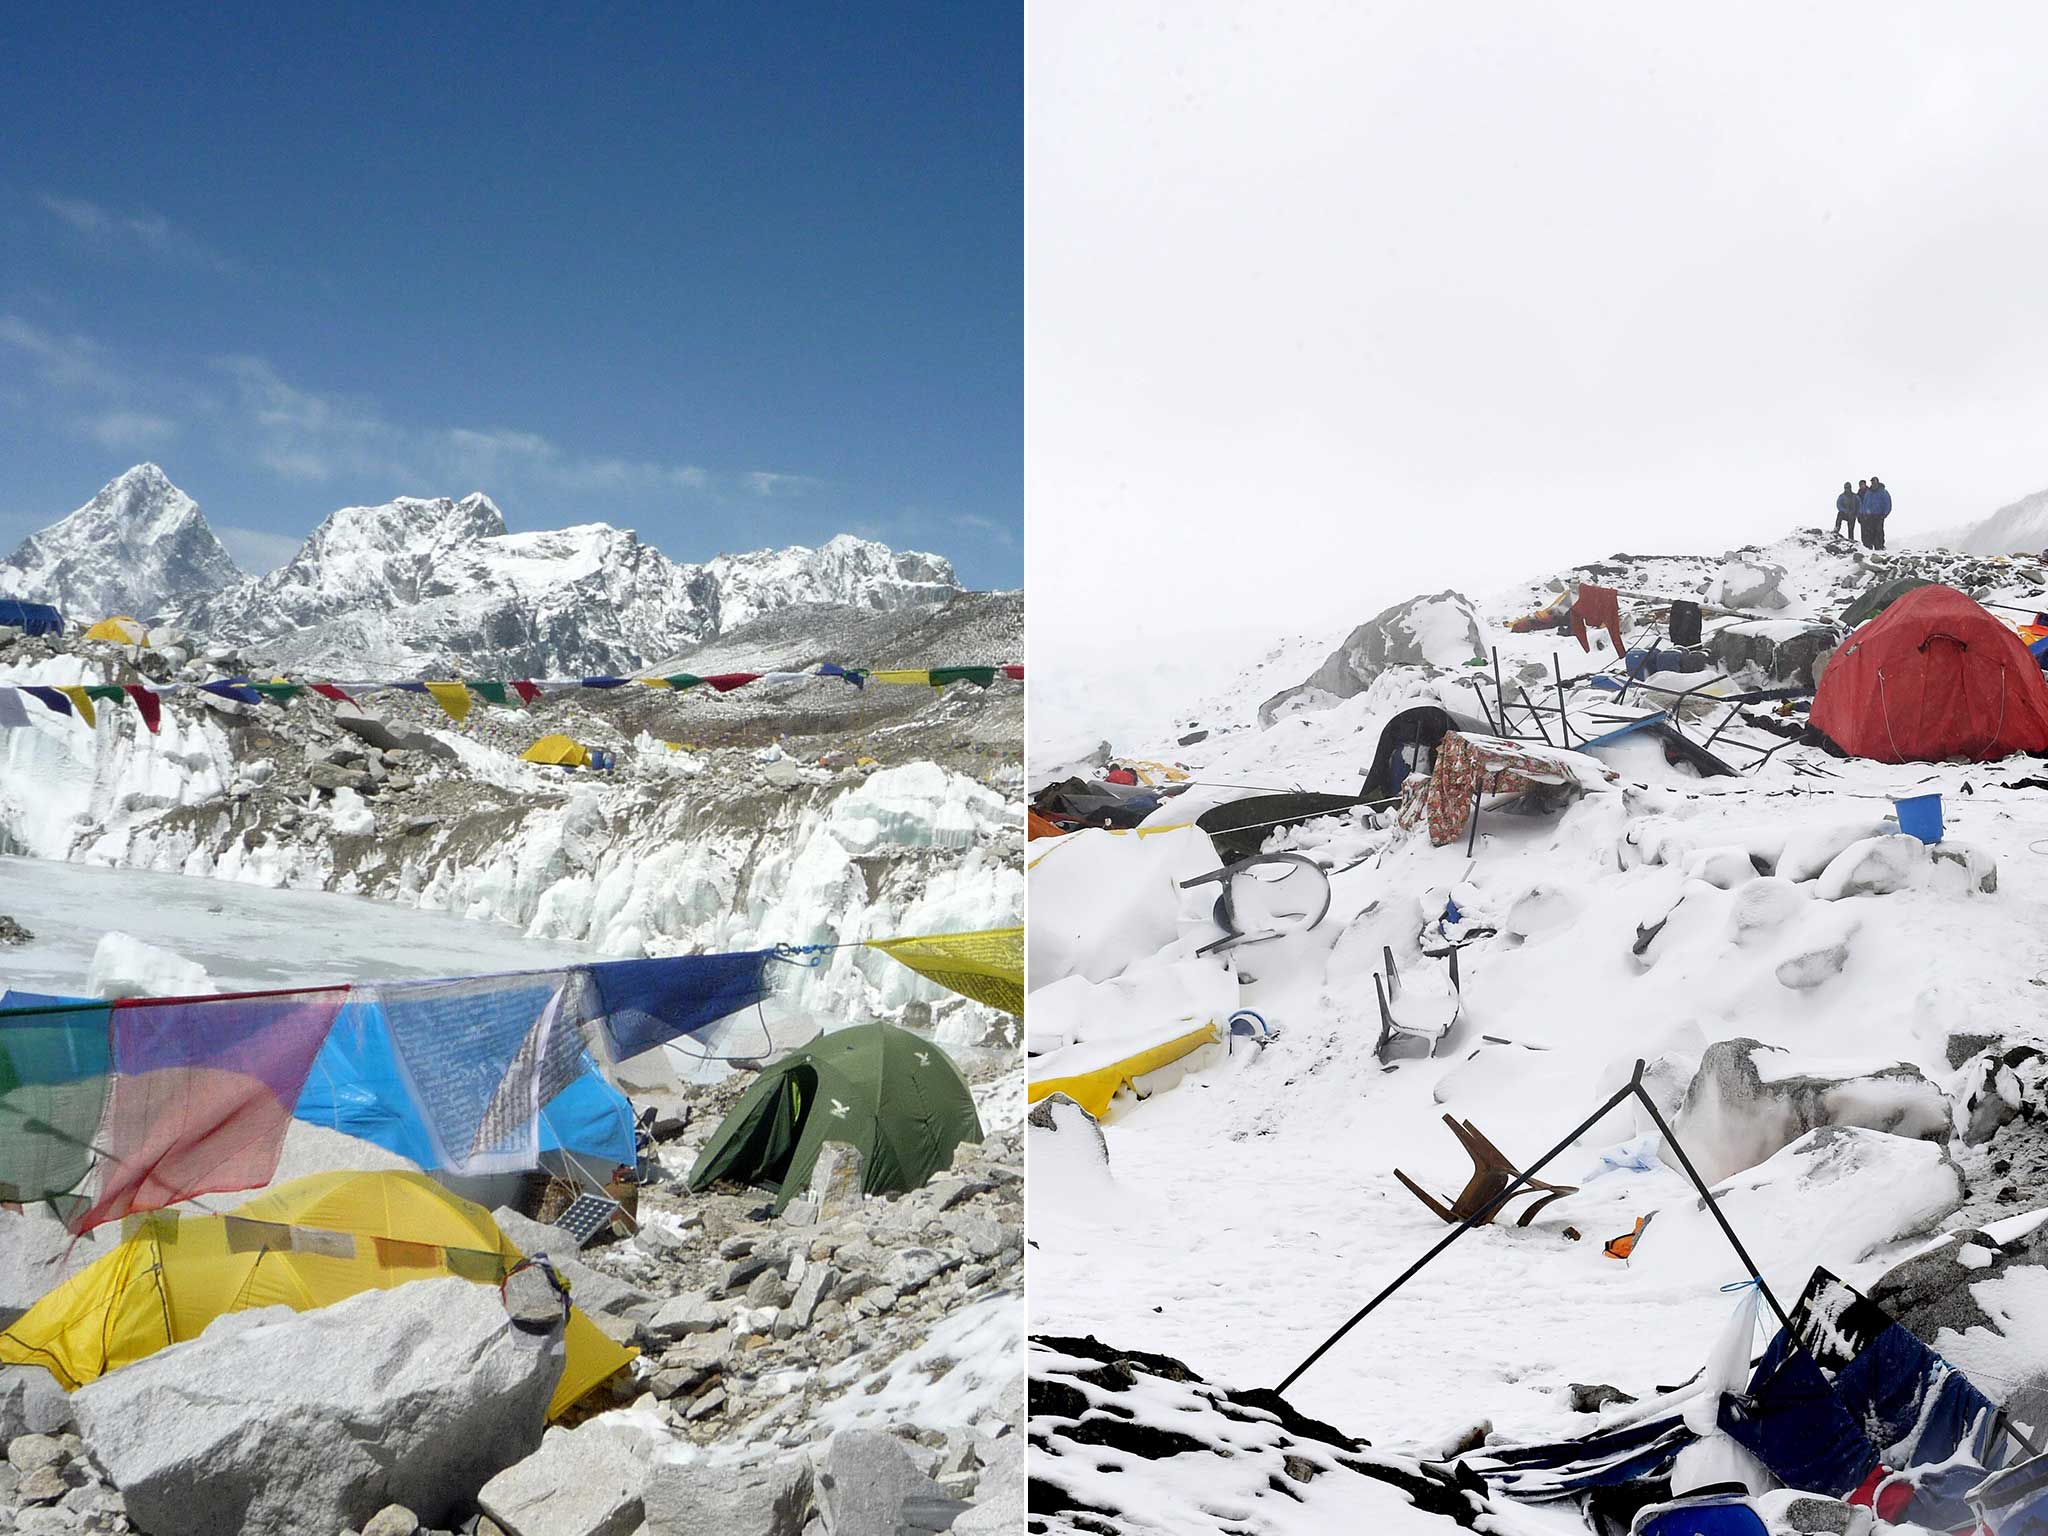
[1634,1126,1963,1291]
[1668,1039,1952,1183]
[1257,591,1486,726]
[74,1277,564,1536]
[1710,619,1837,687]
[87,930,211,999]
[1027,827,1220,987]
[1870,1207,2048,1427]
[1710,558,1791,612]
[1815,834,1927,899]
[1953,1043,2045,1144]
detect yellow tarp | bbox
[1117,760,1190,786]
[522,734,590,767]
[56,686,95,728]
[423,681,472,723]
[1025,822,1197,870]
[0,1170,632,1420]
[869,669,931,686]
[83,616,147,645]
[1027,1022,1221,1118]
[868,927,1024,1016]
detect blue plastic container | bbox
[1895,792,1943,844]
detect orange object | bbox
[1603,1215,1649,1260]
[1028,809,1067,840]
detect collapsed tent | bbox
[1719,1267,2011,1530]
[1811,584,2048,762]
[1840,574,1936,629]
[1033,775,1164,831]
[1028,1022,1220,1118]
[81,615,148,645]
[0,600,63,636]
[521,733,590,767]
[1197,790,1366,862]
[686,1022,982,1211]
[0,1171,632,1421]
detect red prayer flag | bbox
[1002,665,1023,680]
[122,685,162,734]
[512,679,542,704]
[309,683,356,705]
[702,672,762,693]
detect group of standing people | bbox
[1833,477,1892,549]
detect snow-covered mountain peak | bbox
[0,464,243,620]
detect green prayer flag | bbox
[250,683,304,701]
[928,666,999,690]
[664,674,703,689]
[470,681,509,706]
[82,685,127,702]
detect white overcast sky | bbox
[1027,2,2048,732]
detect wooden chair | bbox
[1393,1114,1577,1228]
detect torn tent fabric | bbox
[817,663,866,688]
[928,666,999,689]
[1570,581,1627,656]
[582,951,775,1060]
[69,988,350,1234]
[1972,1450,2048,1534]
[1718,1268,2008,1531]
[868,928,1023,1015]
[0,600,62,635]
[422,681,472,722]
[121,685,162,733]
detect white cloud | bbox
[743,470,821,498]
[952,510,1017,548]
[40,194,236,273]
[78,411,177,450]
[0,314,121,393]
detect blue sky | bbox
[0,4,1020,587]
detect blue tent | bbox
[0,601,63,636]
[295,994,636,1169]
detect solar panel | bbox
[552,1192,623,1249]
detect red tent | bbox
[1812,584,2048,762]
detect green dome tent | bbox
[686,1022,982,1211]
[1841,574,1936,629]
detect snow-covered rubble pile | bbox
[1027,524,2048,1527]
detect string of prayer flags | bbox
[869,669,930,686]
[422,681,472,723]
[122,684,161,734]
[58,686,96,727]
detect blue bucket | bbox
[1895,792,1943,844]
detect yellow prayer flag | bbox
[868,669,932,686]
[58,686,96,728]
[867,926,1023,1016]
[423,682,472,723]
[638,677,673,689]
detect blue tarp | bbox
[0,602,63,636]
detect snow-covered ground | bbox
[1027,529,2048,1532]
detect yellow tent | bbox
[1027,1022,1221,1118]
[82,615,147,645]
[521,734,590,767]
[0,1170,633,1420]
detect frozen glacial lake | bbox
[0,855,603,995]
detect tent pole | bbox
[1275,1061,1645,1394]
[1552,654,1573,750]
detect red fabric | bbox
[1104,767,1138,785]
[122,686,161,734]
[702,673,762,693]
[1002,665,1023,680]
[1845,1465,1913,1521]
[1812,584,2048,762]
[1569,582,1625,655]
[309,683,355,705]
[512,679,541,704]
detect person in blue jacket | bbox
[1859,476,1891,549]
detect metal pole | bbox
[1275,1062,1645,1394]
[1552,654,1573,750]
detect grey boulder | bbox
[814,1431,950,1536]
[74,1276,563,1536]
[1258,591,1485,725]
[642,1457,812,1536]
[477,1421,647,1536]
[334,702,458,758]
